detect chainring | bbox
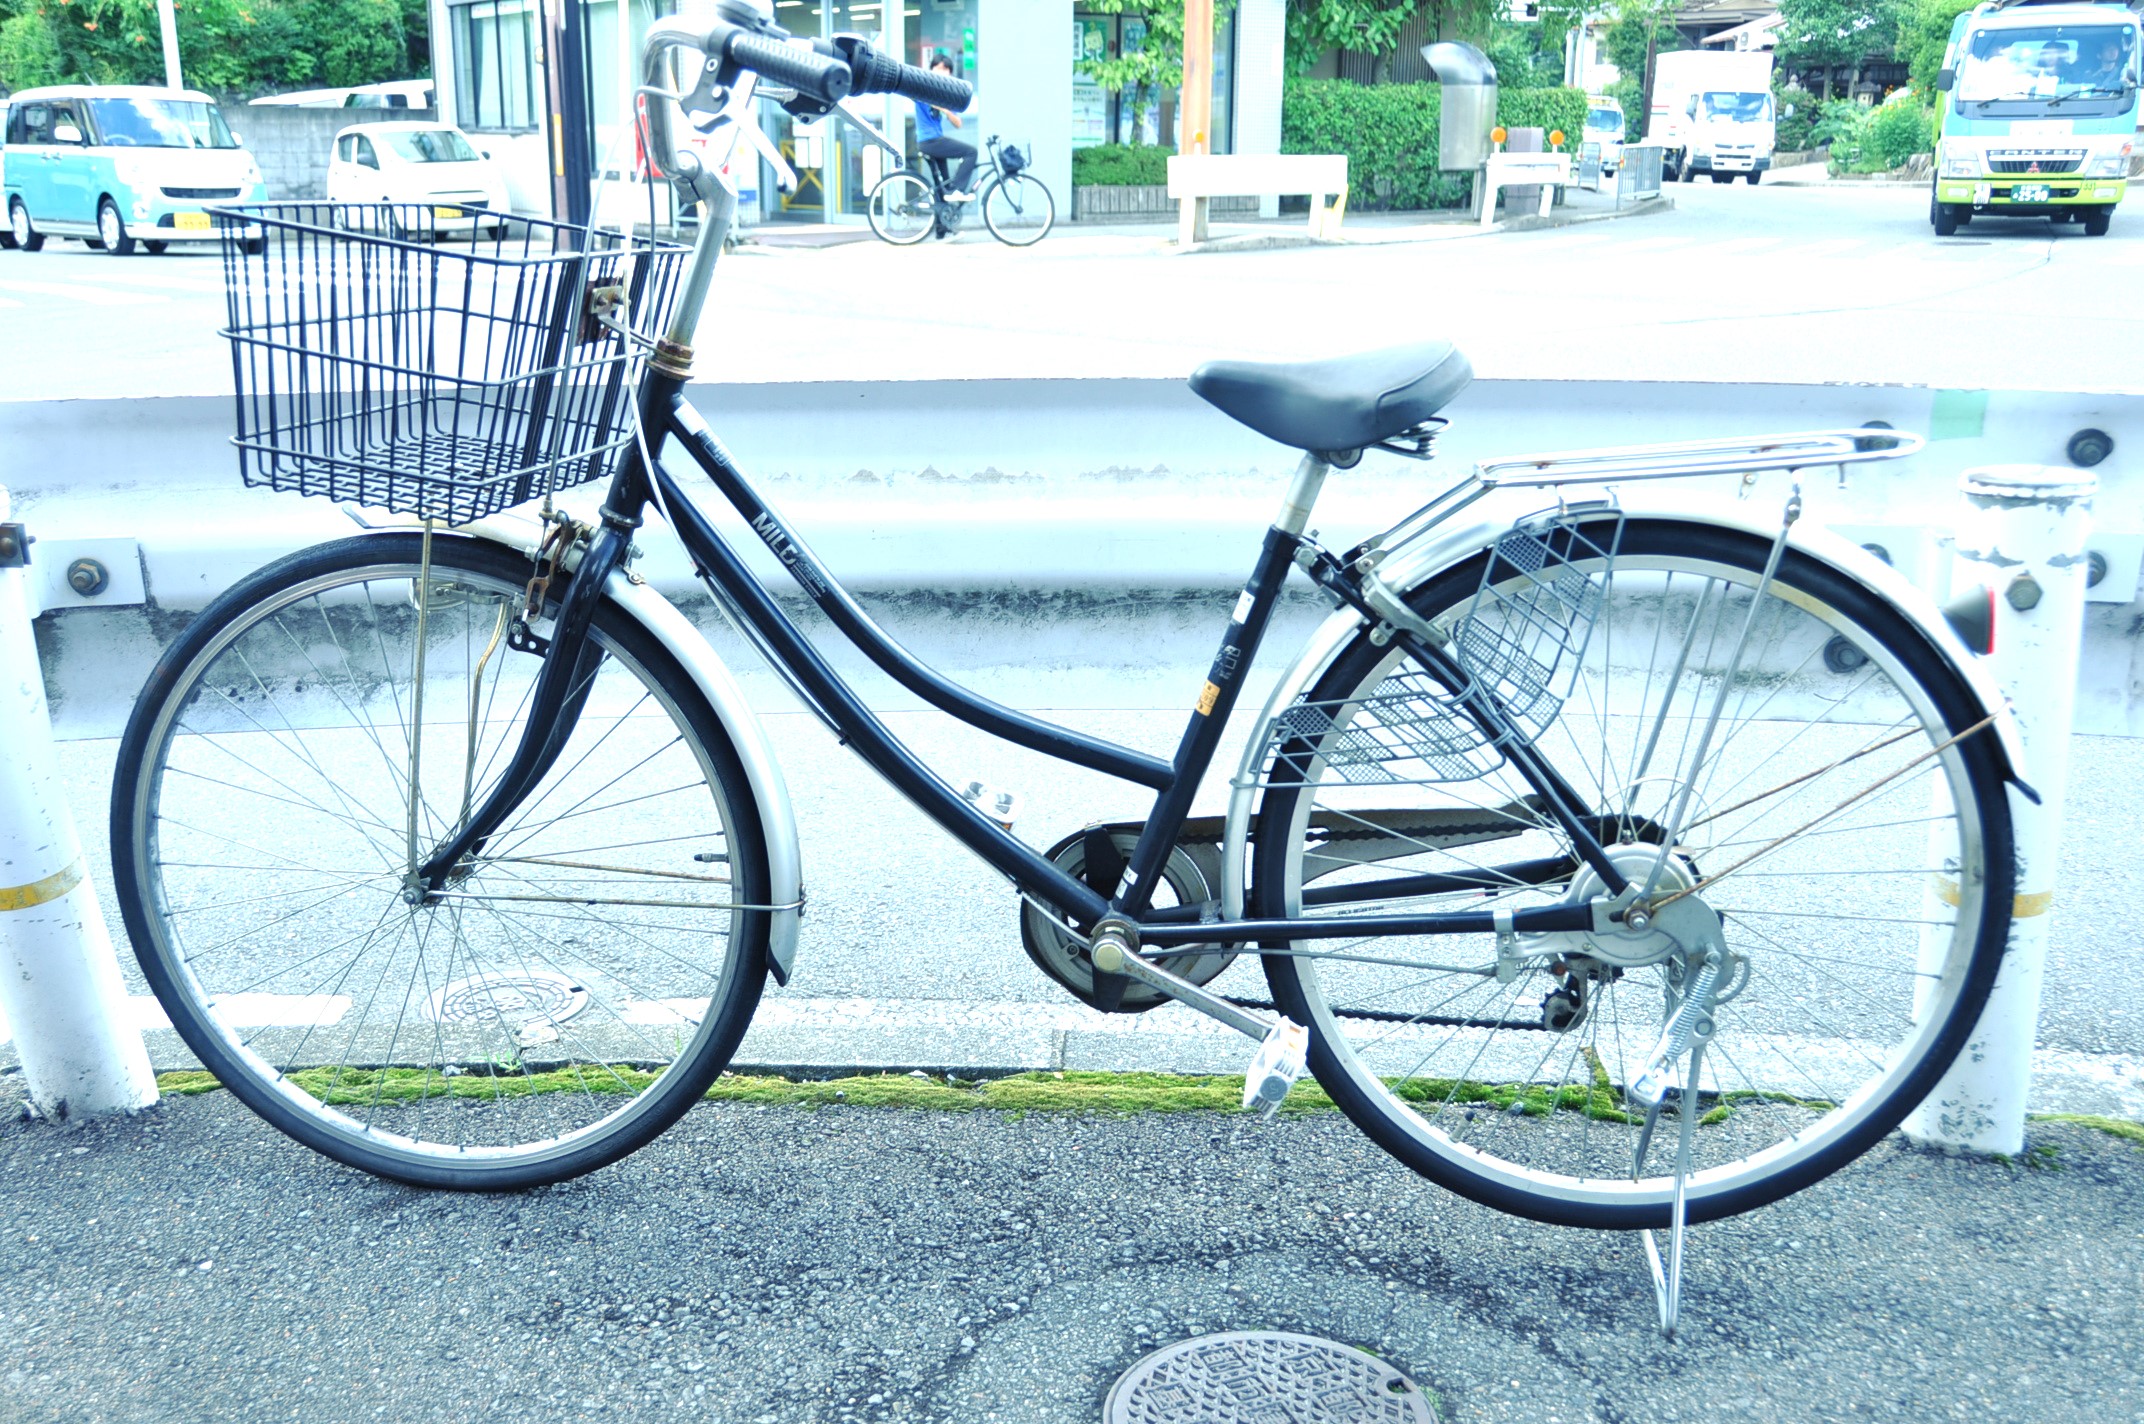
[1020,825,1238,1013]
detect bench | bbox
[1167,153,1349,247]
[1477,151,1573,228]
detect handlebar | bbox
[639,1,973,199]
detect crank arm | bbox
[1092,931,1271,1040]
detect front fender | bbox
[1221,493,2028,917]
[462,513,805,982]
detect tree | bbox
[1775,0,1907,98]
[0,0,421,96]
[1899,0,1975,95]
[1282,0,1501,80]
[1603,0,1681,131]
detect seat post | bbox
[1274,451,1332,536]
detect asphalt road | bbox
[2,1072,2138,1424]
[1,182,2140,398]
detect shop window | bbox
[1071,8,1233,152]
[451,0,542,134]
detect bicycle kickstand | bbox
[1632,1037,1708,1338]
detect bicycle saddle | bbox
[1188,341,1473,454]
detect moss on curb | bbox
[2030,1112,2144,1148]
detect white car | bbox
[325,121,509,238]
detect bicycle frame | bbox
[403,191,1617,951]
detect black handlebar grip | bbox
[888,62,973,113]
[725,31,854,105]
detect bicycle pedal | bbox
[1242,1018,1310,1119]
[957,779,1021,831]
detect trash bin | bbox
[1420,42,1498,175]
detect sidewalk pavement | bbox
[2,1071,2138,1423]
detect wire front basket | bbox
[215,203,689,525]
[1266,508,1624,788]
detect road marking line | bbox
[0,278,168,306]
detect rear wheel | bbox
[867,171,936,245]
[1250,518,2013,1229]
[982,172,1056,246]
[98,199,138,256]
[111,534,774,1190]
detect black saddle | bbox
[1188,341,1473,454]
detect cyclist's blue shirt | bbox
[914,99,946,142]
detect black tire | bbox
[1709,172,1730,183]
[1745,170,1762,185]
[1679,159,1696,183]
[2082,206,2112,237]
[97,198,138,255]
[866,171,937,245]
[981,172,1055,246]
[12,197,48,251]
[1249,519,2013,1229]
[111,533,773,1190]
[1932,190,1960,236]
[144,240,169,255]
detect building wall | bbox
[979,0,1072,220]
[232,105,441,200]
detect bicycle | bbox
[112,0,2023,1324]
[867,133,1054,247]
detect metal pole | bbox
[156,0,184,90]
[0,488,159,1121]
[1903,465,2094,1155]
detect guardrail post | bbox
[0,487,158,1121]
[1904,465,2095,1156]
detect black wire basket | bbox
[214,203,690,525]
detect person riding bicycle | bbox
[913,53,978,200]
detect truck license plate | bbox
[2013,183,2052,203]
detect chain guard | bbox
[1020,821,1239,1013]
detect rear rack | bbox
[1474,428,1924,488]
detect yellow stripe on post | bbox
[0,859,85,913]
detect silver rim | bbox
[870,173,935,244]
[100,204,122,248]
[130,554,752,1173]
[983,174,1052,245]
[1271,545,1992,1211]
[11,203,29,245]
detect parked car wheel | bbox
[145,241,169,255]
[10,199,48,252]
[1745,170,1762,185]
[98,199,139,256]
[2082,205,2112,237]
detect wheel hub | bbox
[1562,842,1705,969]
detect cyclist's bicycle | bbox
[867,133,1054,246]
[113,1,2023,1322]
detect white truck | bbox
[1646,49,1778,184]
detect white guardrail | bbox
[0,376,2134,1130]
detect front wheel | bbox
[867,170,937,245]
[1745,170,1762,186]
[1932,191,1960,236]
[982,173,1055,246]
[2082,205,2112,237]
[1249,518,2013,1229]
[111,533,774,1190]
[144,240,169,255]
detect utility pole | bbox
[156,0,184,90]
[1181,0,1215,157]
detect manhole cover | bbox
[427,970,589,1032]
[1104,1331,1437,1423]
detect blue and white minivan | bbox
[4,86,265,255]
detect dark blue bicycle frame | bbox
[415,372,1618,952]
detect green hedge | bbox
[1071,143,1177,187]
[1280,80,1590,211]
